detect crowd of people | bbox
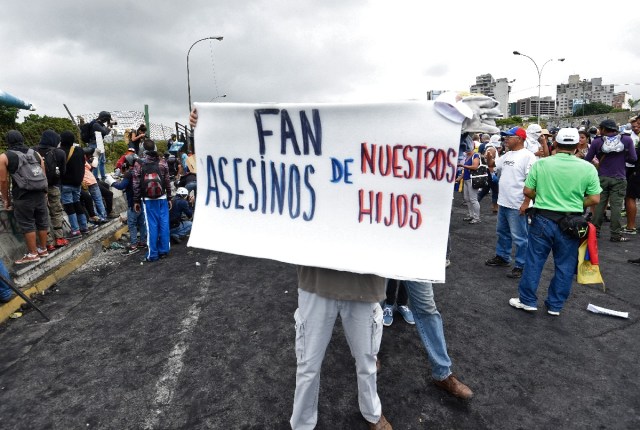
[187,107,640,429]
[0,111,197,272]
[2,104,638,429]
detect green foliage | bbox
[0,106,18,127]
[496,116,523,128]
[574,102,613,116]
[1,113,79,153]
[629,99,640,109]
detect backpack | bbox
[80,120,97,144]
[470,155,489,189]
[140,160,165,199]
[43,148,60,184]
[9,149,48,191]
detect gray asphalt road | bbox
[0,192,639,429]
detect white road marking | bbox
[142,255,217,429]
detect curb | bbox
[0,221,129,324]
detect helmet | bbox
[98,111,112,122]
[124,154,137,168]
[176,187,189,198]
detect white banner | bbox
[95,131,105,154]
[189,101,461,282]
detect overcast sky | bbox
[2,0,639,128]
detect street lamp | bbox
[187,36,223,114]
[513,51,565,123]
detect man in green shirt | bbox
[509,128,602,316]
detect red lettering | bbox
[397,194,409,228]
[378,145,393,176]
[384,193,396,226]
[403,146,415,179]
[361,142,376,174]
[392,145,404,178]
[409,194,422,229]
[358,189,373,223]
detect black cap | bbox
[599,119,618,131]
[98,111,111,121]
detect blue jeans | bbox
[88,184,107,220]
[518,215,580,312]
[403,280,452,380]
[170,220,192,240]
[496,206,529,268]
[127,207,147,246]
[60,184,87,232]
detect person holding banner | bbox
[189,108,391,430]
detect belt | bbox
[534,208,581,222]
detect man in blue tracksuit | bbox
[132,139,172,262]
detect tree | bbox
[628,99,640,110]
[0,106,18,127]
[17,114,77,145]
[573,102,613,116]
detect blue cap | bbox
[500,126,526,139]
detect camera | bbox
[109,120,118,126]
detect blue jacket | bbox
[112,170,134,208]
[169,198,193,225]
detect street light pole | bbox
[513,51,565,123]
[187,36,223,114]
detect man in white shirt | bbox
[485,127,537,279]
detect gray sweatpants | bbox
[290,289,383,429]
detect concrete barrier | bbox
[0,187,128,323]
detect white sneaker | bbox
[509,298,537,312]
[547,310,560,316]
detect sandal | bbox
[610,236,630,242]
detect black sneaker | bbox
[628,258,640,265]
[485,256,509,267]
[122,245,139,255]
[507,267,523,279]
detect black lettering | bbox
[233,158,244,210]
[206,155,220,207]
[246,159,259,211]
[218,157,232,209]
[254,108,279,155]
[300,109,322,155]
[303,165,316,221]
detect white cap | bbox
[556,128,580,145]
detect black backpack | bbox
[140,160,165,199]
[43,148,60,184]
[80,120,97,144]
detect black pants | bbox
[385,279,408,306]
[98,181,113,214]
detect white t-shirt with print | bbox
[495,148,537,209]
